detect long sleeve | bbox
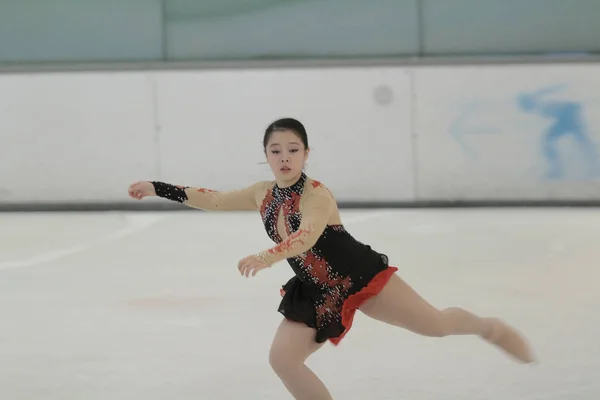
[151,181,265,211]
[258,187,334,264]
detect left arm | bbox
[258,188,334,265]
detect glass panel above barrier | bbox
[422,0,600,56]
[164,0,419,60]
[0,0,163,64]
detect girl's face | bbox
[265,129,309,185]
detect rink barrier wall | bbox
[3,62,600,210]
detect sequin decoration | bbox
[151,181,188,203]
[259,173,358,333]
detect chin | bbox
[277,169,300,178]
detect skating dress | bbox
[151,173,398,345]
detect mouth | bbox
[280,166,291,172]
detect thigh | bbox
[359,274,445,335]
[270,319,325,364]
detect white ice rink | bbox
[1,208,599,399]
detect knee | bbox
[425,307,462,338]
[425,323,450,338]
[269,345,301,376]
[430,307,466,337]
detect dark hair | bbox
[263,118,309,151]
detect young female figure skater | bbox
[128,118,535,399]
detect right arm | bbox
[149,180,265,211]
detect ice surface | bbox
[0,208,598,399]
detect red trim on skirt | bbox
[279,266,398,346]
[329,266,398,345]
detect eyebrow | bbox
[269,142,301,147]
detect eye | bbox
[290,149,299,153]
[271,150,280,154]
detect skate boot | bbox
[482,318,536,363]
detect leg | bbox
[360,274,535,363]
[542,126,563,178]
[269,319,332,400]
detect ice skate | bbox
[482,318,535,363]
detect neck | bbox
[276,171,303,188]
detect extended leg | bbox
[269,319,331,400]
[360,274,535,363]
[542,126,563,178]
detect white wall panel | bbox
[154,67,414,202]
[0,72,157,202]
[4,62,600,207]
[414,64,600,200]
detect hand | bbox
[238,254,271,277]
[128,181,156,200]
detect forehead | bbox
[267,129,302,145]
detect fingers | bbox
[128,187,144,200]
[237,257,268,278]
[239,260,254,277]
[128,181,148,200]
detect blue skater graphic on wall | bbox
[450,83,600,180]
[516,84,600,179]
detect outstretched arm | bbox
[257,188,334,264]
[151,181,264,211]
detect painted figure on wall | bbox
[516,84,600,179]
